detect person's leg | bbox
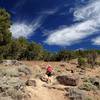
[47,72,52,83]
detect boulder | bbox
[26,79,37,87]
[56,75,79,86]
[18,65,32,76]
[40,74,48,83]
[66,88,85,100]
[90,77,100,89]
[0,60,23,66]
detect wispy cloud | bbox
[45,0,100,46]
[92,36,100,45]
[10,16,43,38]
[74,0,100,21]
[39,8,58,15]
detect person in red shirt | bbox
[46,65,53,77]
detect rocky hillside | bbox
[0,60,100,100]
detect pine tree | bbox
[0,8,12,45]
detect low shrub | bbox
[0,64,32,100]
[78,57,86,69]
[83,77,100,90]
[85,97,93,100]
[79,82,97,91]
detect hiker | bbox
[46,65,53,83]
[46,65,53,77]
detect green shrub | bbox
[83,77,92,83]
[79,82,97,91]
[0,67,19,77]
[0,96,13,100]
[54,66,61,73]
[18,65,32,76]
[8,89,26,100]
[78,57,86,68]
[85,97,93,100]
[0,65,32,77]
[0,64,32,100]
[83,77,100,90]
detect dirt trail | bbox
[26,79,68,100]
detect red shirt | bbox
[47,66,53,73]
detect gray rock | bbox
[66,88,85,100]
[0,60,23,66]
[26,79,37,87]
[90,77,100,89]
[40,74,48,83]
[56,75,79,86]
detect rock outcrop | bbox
[56,75,79,86]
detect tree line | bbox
[0,8,100,64]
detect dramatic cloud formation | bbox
[45,0,100,46]
[10,17,43,38]
[92,36,100,45]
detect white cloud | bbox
[75,48,85,51]
[10,17,43,38]
[45,0,100,46]
[74,0,100,21]
[40,8,58,15]
[92,36,100,45]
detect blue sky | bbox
[0,0,100,51]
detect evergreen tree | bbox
[0,8,12,45]
[27,42,44,60]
